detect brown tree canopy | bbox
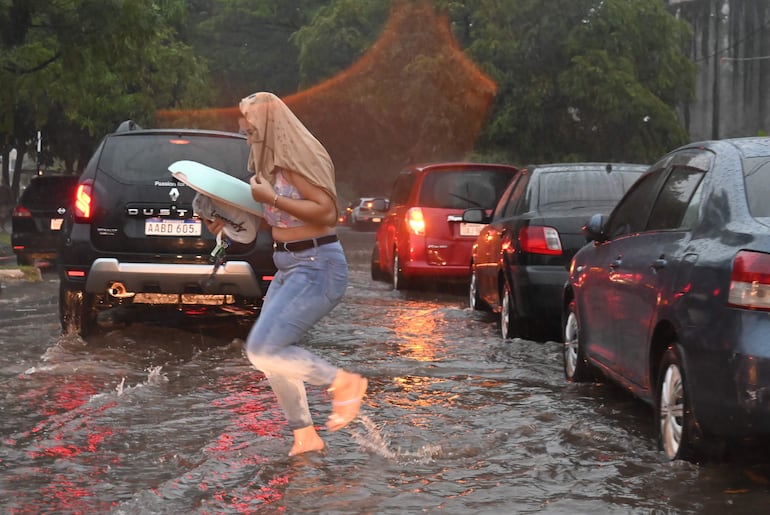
[157,1,497,196]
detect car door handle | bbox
[610,258,622,269]
[651,257,667,270]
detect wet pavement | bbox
[1,228,770,514]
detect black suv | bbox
[12,175,79,266]
[58,121,275,336]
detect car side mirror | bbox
[462,208,489,224]
[372,199,388,211]
[583,213,607,242]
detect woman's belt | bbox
[273,234,338,252]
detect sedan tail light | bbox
[728,250,770,311]
[12,205,32,217]
[519,226,562,255]
[406,207,425,236]
[74,181,94,221]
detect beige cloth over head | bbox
[239,92,337,205]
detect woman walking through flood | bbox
[205,92,368,456]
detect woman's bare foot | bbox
[289,426,325,456]
[326,370,368,431]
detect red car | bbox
[371,162,518,289]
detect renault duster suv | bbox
[58,121,275,336]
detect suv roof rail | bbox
[115,120,142,132]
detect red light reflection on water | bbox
[5,373,121,514]
[7,369,299,512]
[191,372,294,511]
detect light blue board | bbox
[168,160,263,216]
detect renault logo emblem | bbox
[169,187,180,202]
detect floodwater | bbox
[1,229,770,514]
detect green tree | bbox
[0,0,211,193]
[291,0,391,88]
[443,0,694,163]
[189,0,331,106]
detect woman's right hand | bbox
[249,173,275,204]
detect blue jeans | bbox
[245,240,348,430]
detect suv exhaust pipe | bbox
[108,282,133,299]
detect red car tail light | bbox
[519,226,562,255]
[74,181,94,221]
[728,250,770,311]
[406,207,425,236]
[12,205,32,217]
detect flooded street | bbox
[2,228,770,514]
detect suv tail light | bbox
[406,207,425,236]
[12,205,31,217]
[728,250,770,311]
[519,226,562,255]
[74,181,94,221]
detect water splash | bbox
[116,377,126,396]
[112,366,168,398]
[348,414,441,463]
[145,365,169,386]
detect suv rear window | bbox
[97,134,250,182]
[419,170,512,209]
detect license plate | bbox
[372,217,382,223]
[50,218,63,230]
[145,218,202,236]
[460,222,484,237]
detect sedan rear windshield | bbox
[744,156,770,219]
[97,134,250,183]
[537,170,643,209]
[419,170,513,209]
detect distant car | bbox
[465,162,646,340]
[11,175,79,266]
[350,196,389,230]
[371,162,518,289]
[562,137,770,462]
[338,201,355,226]
[58,121,276,337]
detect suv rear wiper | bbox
[449,193,483,208]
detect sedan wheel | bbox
[500,282,518,340]
[563,300,592,382]
[469,267,481,310]
[657,346,697,461]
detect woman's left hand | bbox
[249,174,275,204]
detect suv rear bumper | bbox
[65,258,266,298]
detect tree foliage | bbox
[188,0,330,105]
[441,0,695,164]
[1,0,697,201]
[285,1,497,196]
[0,0,210,194]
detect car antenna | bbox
[605,163,612,174]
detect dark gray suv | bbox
[58,121,275,336]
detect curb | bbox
[0,268,24,279]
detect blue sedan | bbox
[562,137,770,461]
